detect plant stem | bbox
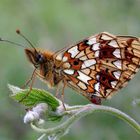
[31,104,140,137]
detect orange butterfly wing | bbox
[54,32,140,104]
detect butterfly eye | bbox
[36,53,44,63]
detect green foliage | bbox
[9,85,63,123]
[9,85,59,111]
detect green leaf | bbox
[8,84,60,111]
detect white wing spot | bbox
[62,56,68,62]
[113,60,122,69]
[77,81,87,90]
[113,71,121,79]
[81,59,96,69]
[87,37,97,45]
[95,50,100,57]
[111,81,118,88]
[77,71,91,84]
[96,75,100,80]
[84,59,96,67]
[56,54,62,61]
[92,43,100,51]
[108,40,118,48]
[113,49,121,58]
[68,46,79,58]
[94,82,100,92]
[64,69,74,75]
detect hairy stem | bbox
[31,104,140,137]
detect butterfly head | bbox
[25,48,54,79]
[25,48,46,68]
[16,29,47,69]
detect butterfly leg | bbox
[21,77,32,89]
[19,69,36,102]
[55,84,61,98]
[54,73,64,98]
[21,68,36,89]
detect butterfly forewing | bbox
[54,32,140,103]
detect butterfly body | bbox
[25,32,140,104]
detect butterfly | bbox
[13,31,140,105]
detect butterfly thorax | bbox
[25,48,64,87]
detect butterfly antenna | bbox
[16,29,36,51]
[0,37,25,48]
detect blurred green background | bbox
[0,0,140,140]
